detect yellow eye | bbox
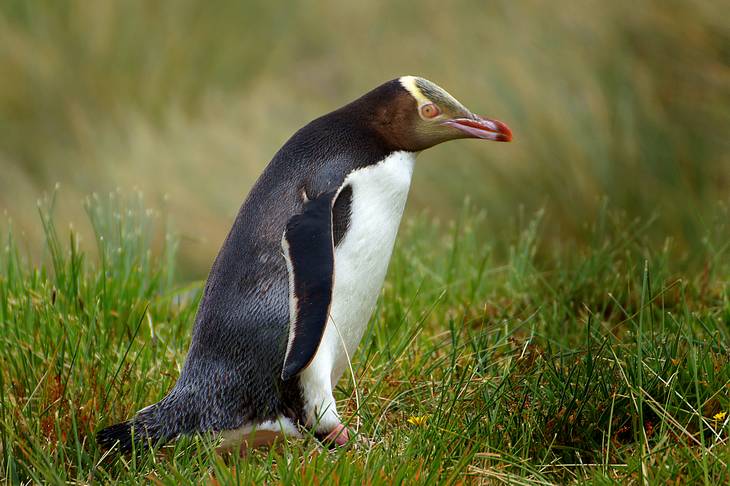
[420,103,440,119]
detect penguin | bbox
[97,76,512,452]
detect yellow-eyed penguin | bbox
[97,76,512,451]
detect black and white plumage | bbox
[97,76,512,452]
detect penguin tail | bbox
[97,400,181,454]
[97,420,135,453]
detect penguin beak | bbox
[442,116,513,142]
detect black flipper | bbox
[281,191,337,381]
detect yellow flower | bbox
[713,411,726,421]
[407,415,429,426]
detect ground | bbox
[1,194,728,484]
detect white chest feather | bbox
[324,151,415,384]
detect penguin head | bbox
[355,76,512,152]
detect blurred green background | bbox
[1,0,728,279]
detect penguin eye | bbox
[420,103,440,119]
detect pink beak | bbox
[442,116,513,142]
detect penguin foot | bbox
[316,423,349,447]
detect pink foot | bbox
[323,424,349,446]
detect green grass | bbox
[2,193,728,484]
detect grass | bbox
[1,192,728,484]
[1,0,728,277]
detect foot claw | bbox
[319,424,349,447]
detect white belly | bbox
[296,151,415,432]
[323,151,415,385]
